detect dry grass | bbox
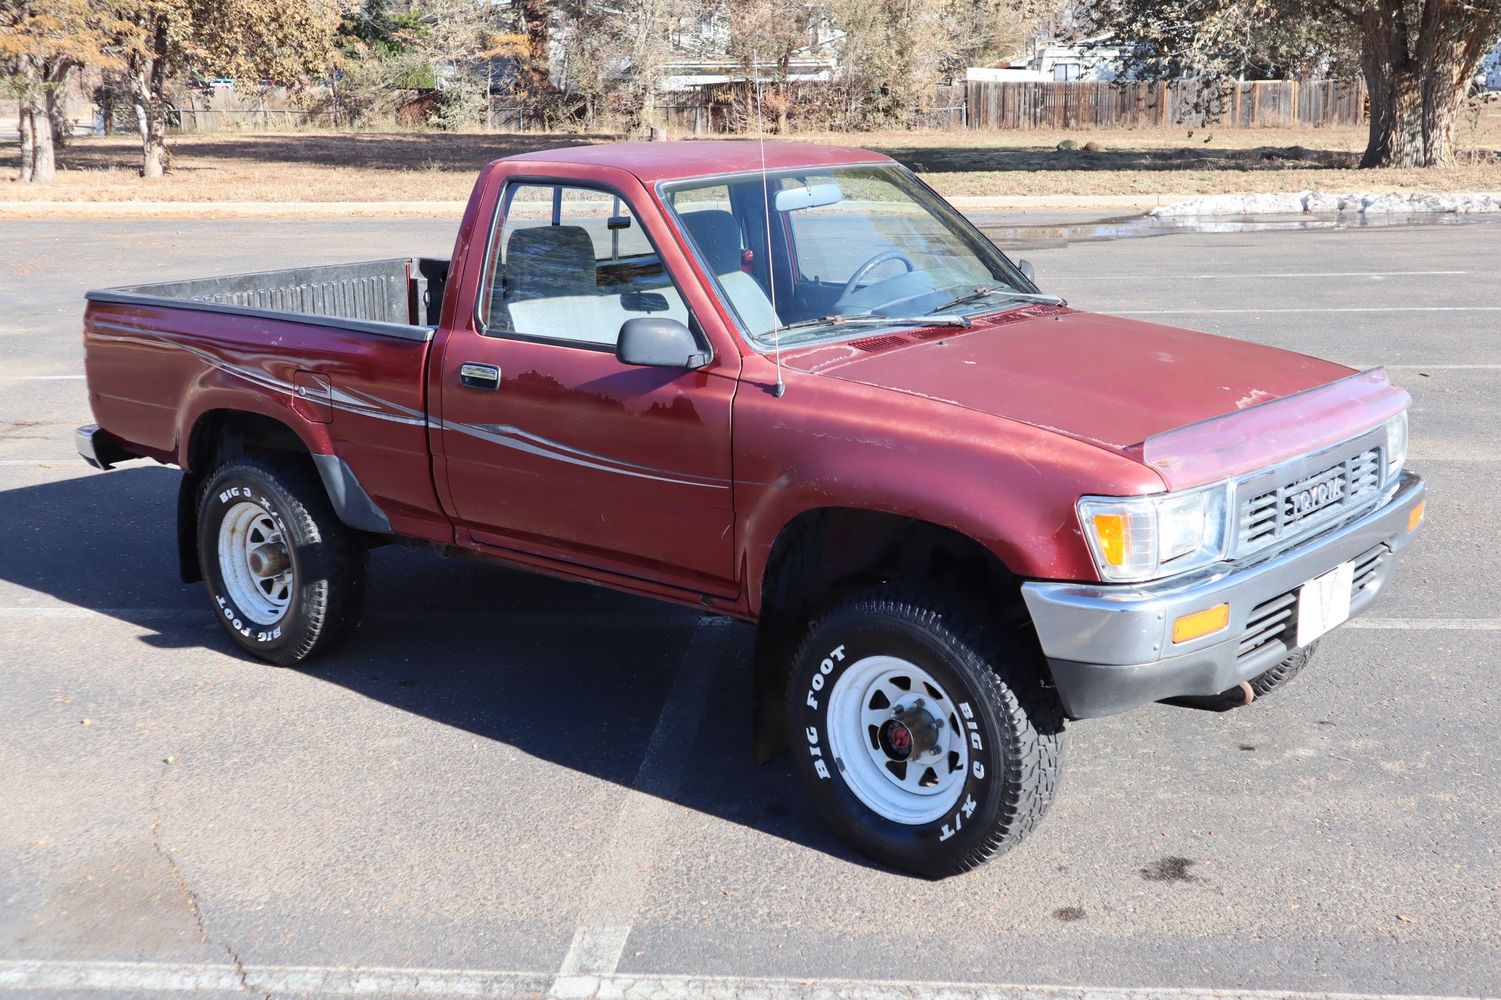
[823,117,1501,197]
[5,109,1500,203]
[0,131,604,202]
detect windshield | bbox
[660,164,1038,347]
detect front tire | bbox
[196,456,367,665]
[1249,641,1318,699]
[787,590,1064,878]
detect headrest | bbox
[505,225,597,299]
[680,210,743,275]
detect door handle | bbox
[459,362,501,390]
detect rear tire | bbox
[787,589,1064,878]
[196,456,367,665]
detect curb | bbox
[3,190,1497,219]
[0,200,470,219]
[0,195,1172,219]
[947,194,1172,211]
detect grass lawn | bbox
[4,109,1499,203]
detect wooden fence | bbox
[965,79,1365,129]
[169,86,332,130]
[657,80,966,134]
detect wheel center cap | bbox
[879,720,914,761]
[247,542,289,578]
[883,700,942,760]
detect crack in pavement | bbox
[148,758,270,1000]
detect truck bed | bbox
[86,257,451,338]
[82,257,452,542]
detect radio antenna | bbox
[752,50,785,398]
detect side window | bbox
[480,183,691,348]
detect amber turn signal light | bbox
[1172,603,1230,644]
[1092,513,1127,566]
[1407,500,1425,533]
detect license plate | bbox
[1296,561,1355,647]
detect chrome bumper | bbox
[1021,472,1426,719]
[75,424,135,471]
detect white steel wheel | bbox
[216,500,293,626]
[825,654,971,825]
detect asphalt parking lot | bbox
[0,212,1497,999]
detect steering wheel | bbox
[835,249,917,309]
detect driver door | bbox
[437,180,739,597]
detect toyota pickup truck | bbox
[78,141,1426,878]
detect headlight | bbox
[1385,411,1408,480]
[1078,481,1233,583]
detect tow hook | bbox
[1162,681,1256,713]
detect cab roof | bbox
[501,140,893,184]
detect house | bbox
[1482,37,1501,91]
[989,33,1134,83]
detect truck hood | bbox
[785,307,1354,453]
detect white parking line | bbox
[1111,306,1501,315]
[0,959,1488,1000]
[1070,270,1467,280]
[553,620,741,984]
[0,374,85,380]
[556,926,633,978]
[1348,618,1501,631]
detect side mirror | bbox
[617,317,709,368]
[1017,258,1037,283]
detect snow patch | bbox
[1151,191,1501,217]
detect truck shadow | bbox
[0,465,870,869]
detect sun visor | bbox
[1140,368,1410,491]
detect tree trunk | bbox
[131,17,171,178]
[43,61,72,155]
[1361,65,1428,167]
[1358,3,1493,168]
[15,60,56,184]
[776,53,790,134]
[101,82,115,136]
[518,0,556,99]
[18,106,35,183]
[29,103,57,183]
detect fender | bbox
[176,384,393,581]
[175,381,336,473]
[732,358,1169,613]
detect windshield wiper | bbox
[930,286,1066,314]
[766,312,971,338]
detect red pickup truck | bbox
[78,141,1425,878]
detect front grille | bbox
[1235,544,1386,663]
[1237,446,1382,555]
[1351,545,1385,596]
[1238,591,1297,661]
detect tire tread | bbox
[788,587,1064,878]
[198,454,367,665]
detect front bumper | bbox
[1021,472,1426,719]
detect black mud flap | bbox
[177,472,203,583]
